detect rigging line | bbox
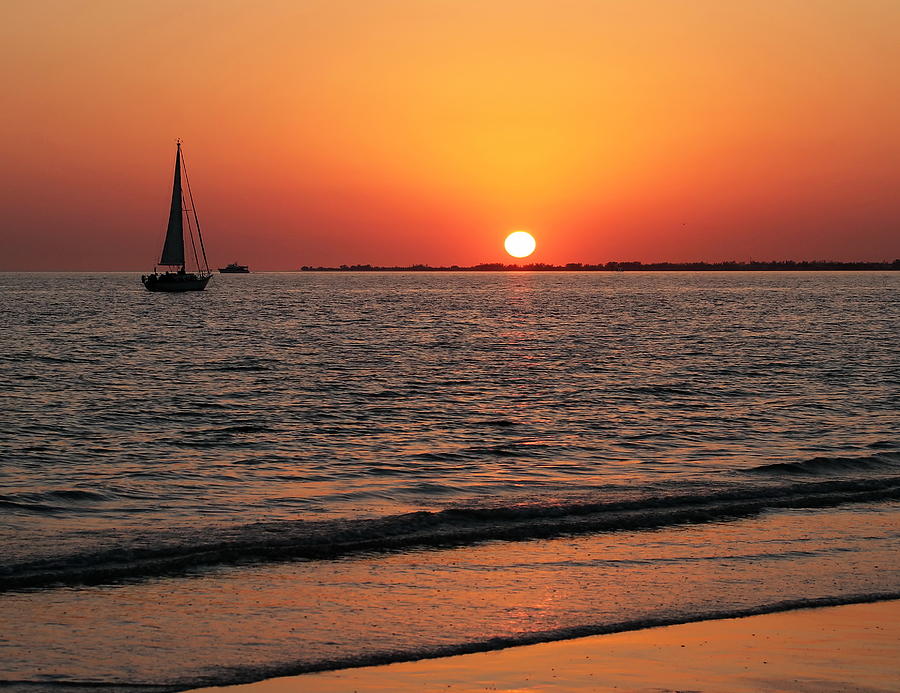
[179,148,201,274]
[183,185,201,274]
[181,147,210,276]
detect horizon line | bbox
[7,259,899,273]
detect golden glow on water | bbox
[4,272,898,552]
[3,505,897,683]
[202,602,900,692]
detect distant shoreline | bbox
[301,260,899,272]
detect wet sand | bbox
[192,600,899,692]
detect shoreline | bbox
[189,597,900,692]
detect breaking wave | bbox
[3,474,899,592]
[747,452,900,476]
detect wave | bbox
[195,358,279,372]
[407,441,557,461]
[471,419,521,427]
[2,475,899,593]
[746,451,900,476]
[0,489,112,514]
[868,440,895,450]
[210,424,276,434]
[4,592,898,692]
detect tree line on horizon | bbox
[299,259,900,272]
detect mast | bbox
[159,141,185,268]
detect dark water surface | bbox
[1,272,898,690]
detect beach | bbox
[194,600,900,692]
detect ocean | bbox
[1,271,898,691]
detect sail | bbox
[159,145,184,266]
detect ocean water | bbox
[1,271,898,691]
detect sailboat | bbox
[142,140,212,292]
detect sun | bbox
[504,231,536,258]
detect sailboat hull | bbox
[142,274,211,292]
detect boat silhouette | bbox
[142,140,212,292]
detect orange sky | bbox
[1,0,898,270]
